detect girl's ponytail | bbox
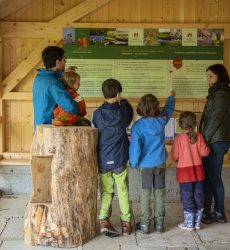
[186,129,198,144]
[179,111,198,144]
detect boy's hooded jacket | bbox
[92,99,133,173]
[33,69,78,129]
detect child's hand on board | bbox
[65,66,77,72]
[170,89,176,97]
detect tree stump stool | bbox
[24,125,98,248]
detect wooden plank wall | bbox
[0,0,230,156]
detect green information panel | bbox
[63,28,224,98]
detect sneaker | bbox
[213,211,227,223]
[178,222,194,231]
[136,222,150,234]
[155,224,164,233]
[202,213,213,224]
[122,221,132,235]
[100,220,119,237]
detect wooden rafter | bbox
[1,22,230,39]
[2,0,112,94]
[0,0,6,5]
[0,0,32,20]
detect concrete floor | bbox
[0,196,230,250]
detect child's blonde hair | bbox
[62,71,80,89]
[179,111,198,144]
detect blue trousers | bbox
[179,181,204,213]
[203,141,230,215]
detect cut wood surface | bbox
[24,125,98,248]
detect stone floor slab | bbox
[0,218,24,240]
[0,240,79,250]
[0,195,28,218]
[83,234,120,250]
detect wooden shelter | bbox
[0,1,230,167]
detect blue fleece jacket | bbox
[92,99,133,173]
[129,96,175,168]
[33,69,78,129]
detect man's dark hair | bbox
[137,94,160,117]
[102,79,122,99]
[206,64,230,83]
[42,46,64,69]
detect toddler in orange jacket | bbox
[53,71,91,126]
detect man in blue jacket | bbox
[33,46,78,129]
[92,79,133,237]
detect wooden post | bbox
[24,125,98,248]
[0,36,5,155]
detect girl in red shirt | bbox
[172,111,210,231]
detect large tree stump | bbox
[24,125,98,248]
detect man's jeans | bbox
[203,141,230,215]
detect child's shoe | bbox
[154,219,164,233]
[121,221,132,235]
[155,224,164,233]
[100,220,119,237]
[136,222,150,234]
[178,211,194,231]
[195,209,203,230]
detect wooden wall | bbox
[0,0,230,160]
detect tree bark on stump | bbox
[24,125,98,248]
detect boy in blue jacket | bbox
[92,79,133,237]
[129,90,175,234]
[33,46,78,129]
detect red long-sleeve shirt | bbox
[172,132,210,183]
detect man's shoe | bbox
[155,224,164,233]
[100,220,119,237]
[213,211,227,223]
[136,222,150,234]
[122,221,132,235]
[202,213,213,224]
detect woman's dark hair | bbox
[42,46,64,69]
[206,64,230,83]
[179,111,198,144]
[137,94,160,117]
[102,79,122,98]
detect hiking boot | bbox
[100,220,119,237]
[212,211,227,223]
[202,213,213,224]
[155,224,164,233]
[122,221,132,235]
[136,222,150,234]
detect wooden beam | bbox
[1,22,230,39]
[2,22,230,38]
[0,37,5,153]
[51,0,111,22]
[0,0,7,5]
[2,39,59,94]
[0,0,32,20]
[2,0,112,94]
[3,92,32,100]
